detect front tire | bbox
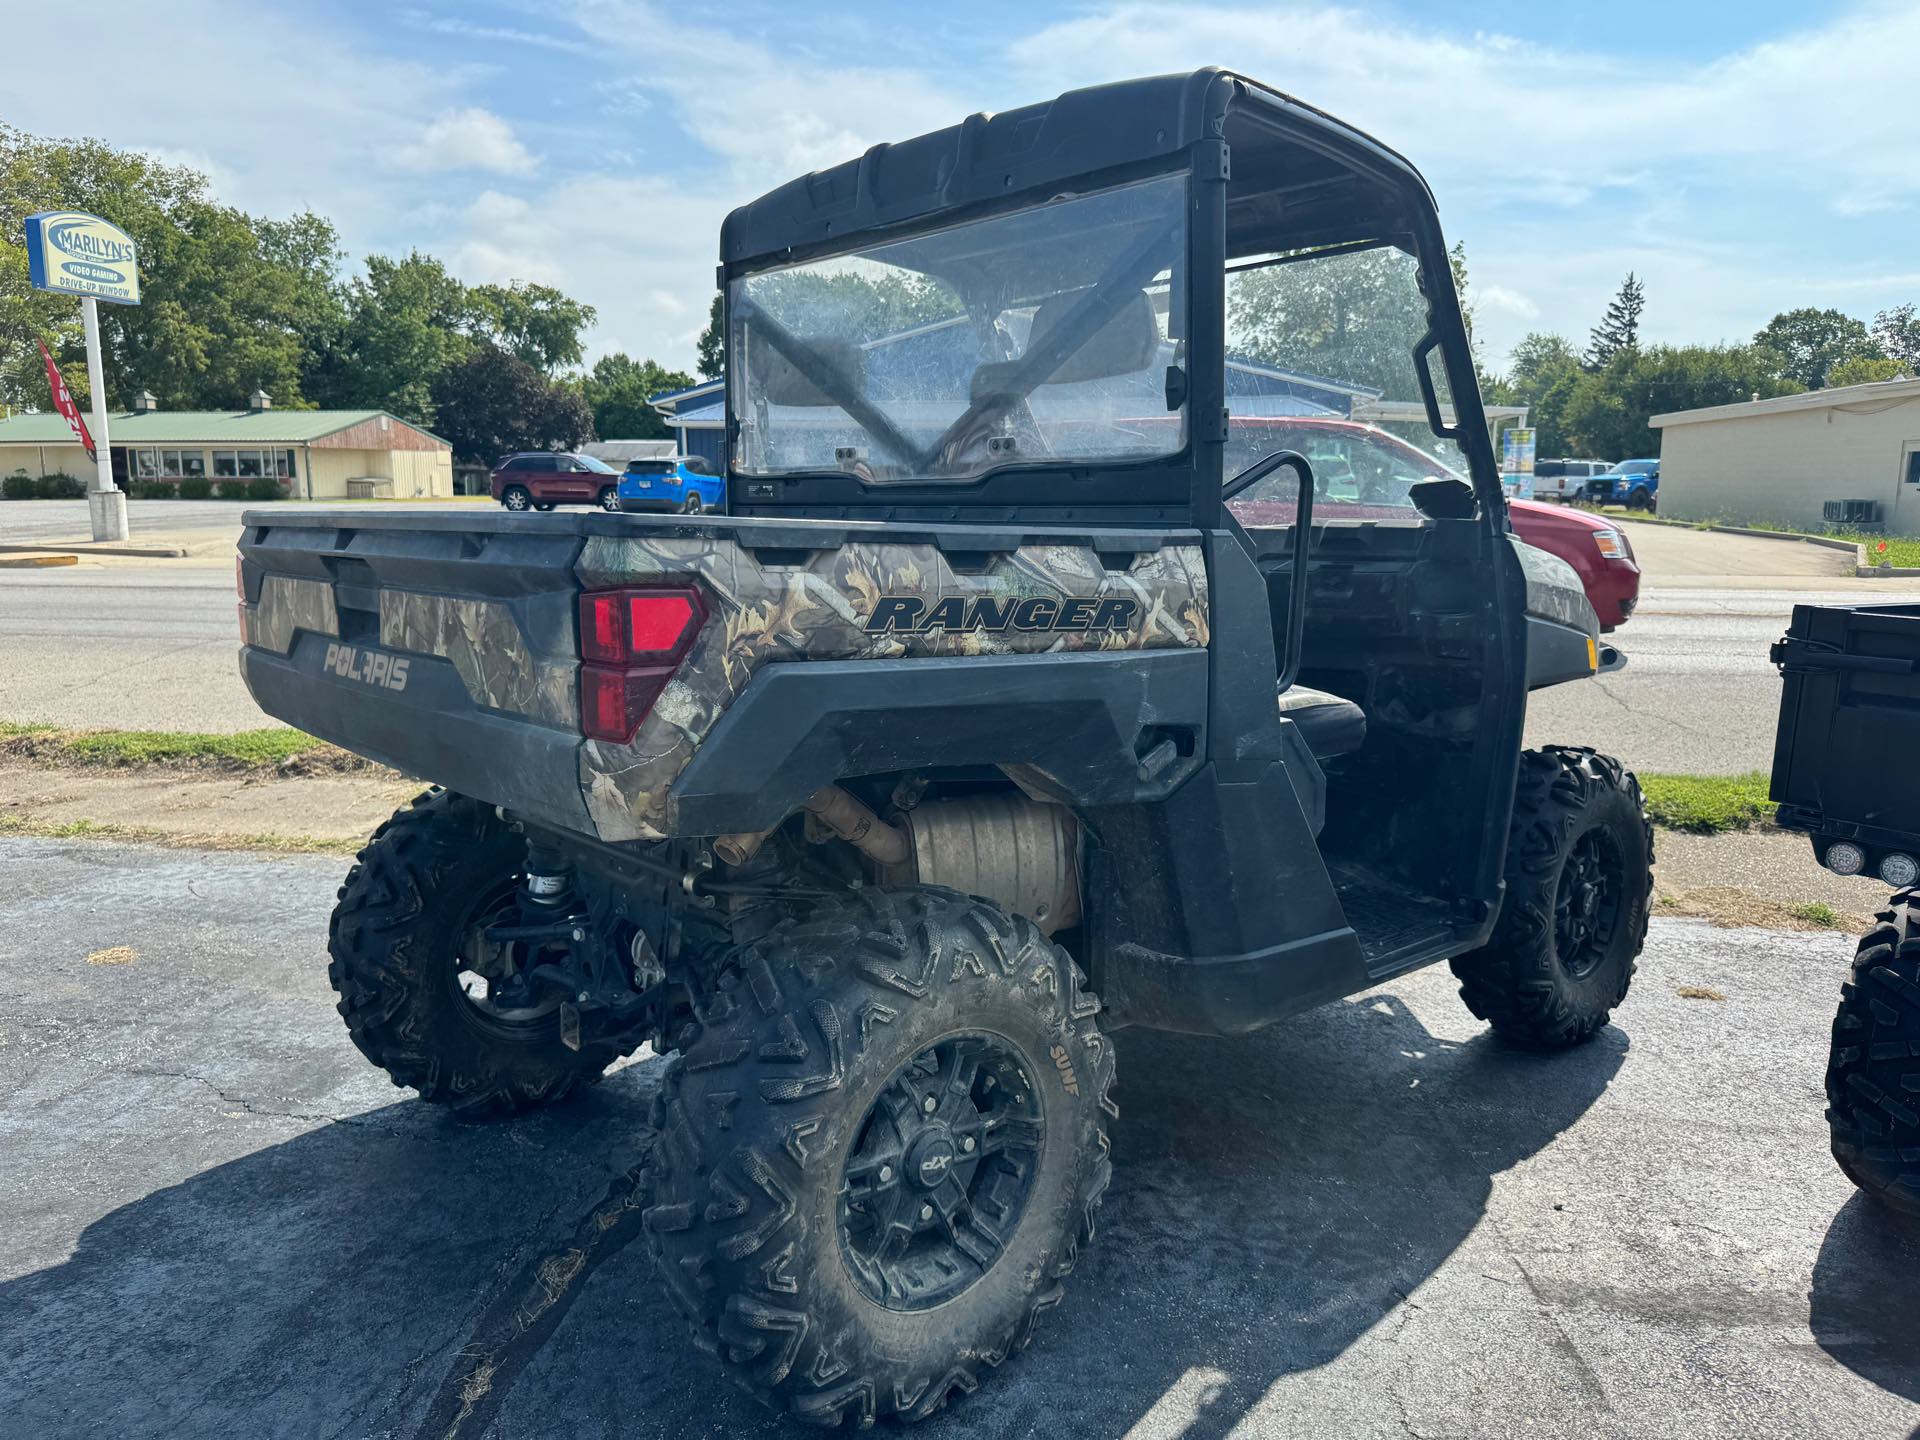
[327,790,632,1115]
[645,888,1116,1426]
[501,485,531,511]
[682,494,704,515]
[1451,747,1653,1049]
[1829,889,1920,1216]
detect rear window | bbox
[626,460,673,474]
[1536,461,1567,479]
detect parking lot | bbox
[4,836,1917,1438]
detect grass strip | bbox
[0,810,360,855]
[0,723,374,773]
[1639,771,1777,834]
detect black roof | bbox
[719,69,1429,270]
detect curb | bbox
[0,541,188,559]
[0,552,79,568]
[1608,514,1918,577]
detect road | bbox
[2,835,1915,1438]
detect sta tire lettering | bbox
[1050,1044,1081,1096]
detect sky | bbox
[4,0,1916,375]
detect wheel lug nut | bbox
[922,1096,937,1114]
[920,1204,934,1222]
[962,1136,975,1152]
[878,1165,893,1183]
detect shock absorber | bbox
[520,843,576,916]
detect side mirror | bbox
[1409,477,1475,520]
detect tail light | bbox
[578,586,706,743]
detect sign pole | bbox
[80,296,127,542]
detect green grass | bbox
[1833,530,1920,568]
[0,810,359,854]
[1639,771,1777,834]
[0,723,341,771]
[1790,901,1843,929]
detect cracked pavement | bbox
[4,835,1920,1438]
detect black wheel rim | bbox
[1555,827,1624,980]
[450,879,562,1033]
[837,1034,1043,1311]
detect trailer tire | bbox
[327,789,631,1116]
[1828,889,1920,1217]
[1451,747,1652,1050]
[644,887,1116,1426]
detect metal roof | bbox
[0,408,447,446]
[1651,376,1920,428]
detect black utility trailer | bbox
[1772,601,1920,1217]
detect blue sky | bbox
[5,1,1915,374]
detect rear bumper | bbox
[617,497,680,513]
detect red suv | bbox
[490,452,623,511]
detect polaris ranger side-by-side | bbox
[238,70,1652,1426]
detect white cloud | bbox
[397,108,536,176]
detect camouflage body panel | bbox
[244,575,337,654]
[576,535,1209,841]
[380,592,576,729]
[1511,537,1598,635]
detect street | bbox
[2,835,1914,1438]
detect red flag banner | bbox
[38,340,95,461]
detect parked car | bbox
[1587,458,1659,510]
[1222,416,1639,629]
[1508,499,1640,630]
[1530,458,1611,503]
[616,455,725,514]
[489,452,624,511]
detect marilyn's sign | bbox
[25,210,141,305]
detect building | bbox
[651,378,725,470]
[0,391,454,499]
[1652,377,1920,534]
[582,439,677,469]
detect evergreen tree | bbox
[695,294,724,378]
[1585,273,1645,369]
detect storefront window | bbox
[237,451,264,478]
[133,448,159,479]
[181,450,207,479]
[276,450,296,478]
[213,451,238,478]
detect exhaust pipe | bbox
[713,786,908,868]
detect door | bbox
[1894,446,1920,537]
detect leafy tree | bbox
[1752,307,1878,390]
[1585,273,1645,369]
[749,270,963,346]
[582,352,694,440]
[1825,354,1911,387]
[306,252,473,424]
[1559,343,1793,458]
[696,294,725,379]
[1872,304,1920,369]
[469,281,595,374]
[1486,332,1584,455]
[429,344,595,464]
[1228,245,1431,399]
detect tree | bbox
[429,344,595,464]
[1872,304,1920,370]
[1825,355,1911,388]
[469,281,595,374]
[696,294,724,378]
[1752,307,1878,391]
[1585,273,1645,369]
[1486,332,1584,455]
[582,352,694,440]
[306,252,473,424]
[1559,343,1793,459]
[1228,245,1431,399]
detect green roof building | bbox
[0,391,452,499]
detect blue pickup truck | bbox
[616,455,725,514]
[1586,458,1659,510]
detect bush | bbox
[215,479,249,500]
[2,471,35,500]
[245,475,283,501]
[35,473,86,499]
[135,480,175,499]
[178,476,213,500]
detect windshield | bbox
[729,173,1187,483]
[1222,241,1470,525]
[1608,460,1655,475]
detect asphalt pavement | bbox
[4,836,1918,1438]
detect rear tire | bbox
[682,494,704,515]
[645,888,1115,1425]
[1451,747,1653,1049]
[501,485,531,511]
[598,485,620,511]
[1828,889,1920,1216]
[327,789,632,1115]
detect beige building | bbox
[0,391,453,499]
[1652,377,1920,534]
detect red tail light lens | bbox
[578,587,705,664]
[577,585,706,742]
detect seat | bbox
[1277,683,1367,760]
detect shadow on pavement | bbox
[2,992,1626,1438]
[1810,1190,1920,1407]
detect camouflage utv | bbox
[239,69,1652,1425]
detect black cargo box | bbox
[1770,602,1920,866]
